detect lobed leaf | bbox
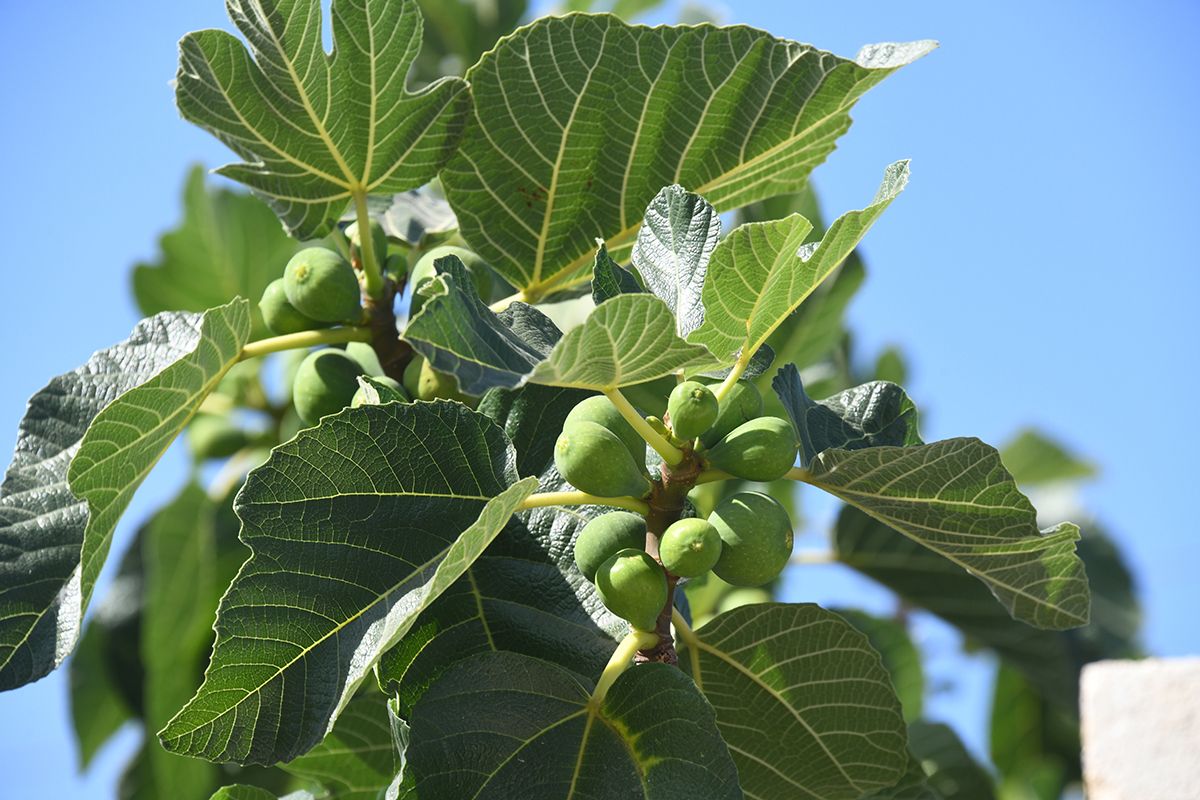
[678,603,909,800]
[443,13,933,297]
[808,440,1091,630]
[176,0,469,238]
[159,402,537,764]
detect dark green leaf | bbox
[444,14,933,296]
[678,603,909,799]
[69,617,135,768]
[159,402,538,764]
[908,721,996,800]
[807,439,1090,630]
[1,301,250,690]
[176,0,469,238]
[774,364,921,464]
[591,244,643,305]
[1000,428,1097,486]
[989,664,1076,799]
[283,693,397,800]
[630,184,720,336]
[859,755,944,800]
[133,166,299,335]
[398,652,741,799]
[832,608,924,723]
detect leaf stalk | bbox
[591,630,659,706]
[516,490,649,515]
[240,326,372,360]
[352,190,384,299]
[603,389,684,466]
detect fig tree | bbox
[283,247,362,323]
[259,278,325,335]
[554,421,651,498]
[699,379,763,448]
[705,416,799,481]
[292,348,364,425]
[350,376,406,408]
[710,491,793,586]
[564,395,646,466]
[667,380,718,440]
[594,548,667,631]
[187,413,248,461]
[660,518,722,578]
[573,511,647,581]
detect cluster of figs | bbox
[560,381,799,632]
[255,222,483,426]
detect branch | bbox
[240,326,372,360]
[603,388,683,466]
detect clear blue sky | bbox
[1,1,1196,796]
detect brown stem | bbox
[636,452,703,665]
[361,277,413,383]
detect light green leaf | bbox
[529,294,712,389]
[398,652,742,798]
[808,439,1090,630]
[1000,428,1097,486]
[678,603,909,800]
[68,615,135,769]
[159,402,538,765]
[176,0,469,238]
[908,722,996,800]
[832,608,925,724]
[133,166,299,334]
[443,13,933,297]
[630,184,720,336]
[1,302,250,691]
[283,693,397,800]
[689,160,909,367]
[208,788,280,800]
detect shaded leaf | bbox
[806,439,1090,630]
[368,187,458,246]
[398,652,741,798]
[0,301,250,690]
[283,693,397,800]
[775,364,921,464]
[860,755,944,800]
[908,721,996,800]
[690,161,909,367]
[69,612,135,768]
[678,603,909,800]
[176,0,469,238]
[159,402,537,764]
[591,243,642,305]
[630,184,720,336]
[1000,429,1096,487]
[443,13,933,296]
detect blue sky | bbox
[1,1,1197,796]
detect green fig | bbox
[716,588,772,613]
[660,518,722,578]
[595,548,667,631]
[346,219,389,267]
[554,421,651,498]
[409,245,493,314]
[416,359,471,403]
[564,395,646,466]
[573,511,647,581]
[667,380,718,440]
[350,376,406,408]
[187,413,249,461]
[258,278,325,335]
[283,247,362,323]
[699,380,763,448]
[345,341,385,377]
[705,416,798,481]
[292,348,364,425]
[403,355,423,398]
[710,491,793,587]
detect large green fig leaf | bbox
[689,161,908,369]
[1000,428,1097,486]
[678,603,909,800]
[443,12,932,298]
[176,0,469,238]
[397,652,741,799]
[807,440,1090,630]
[833,608,925,724]
[159,402,537,765]
[282,693,397,800]
[133,167,299,333]
[0,300,251,691]
[774,364,922,463]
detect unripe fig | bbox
[259,278,325,335]
[699,380,763,448]
[717,587,773,613]
[705,416,798,481]
[573,511,647,581]
[667,380,718,440]
[403,355,423,398]
[554,421,651,498]
[283,247,362,323]
[351,376,406,408]
[346,219,388,267]
[710,491,793,586]
[409,245,493,314]
[564,395,645,466]
[345,341,385,377]
[292,348,364,425]
[187,413,248,461]
[660,518,722,578]
[416,359,471,403]
[595,548,667,631]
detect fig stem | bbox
[784,466,813,482]
[517,490,649,515]
[670,607,703,689]
[240,326,372,360]
[591,629,659,705]
[603,389,684,466]
[352,190,384,299]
